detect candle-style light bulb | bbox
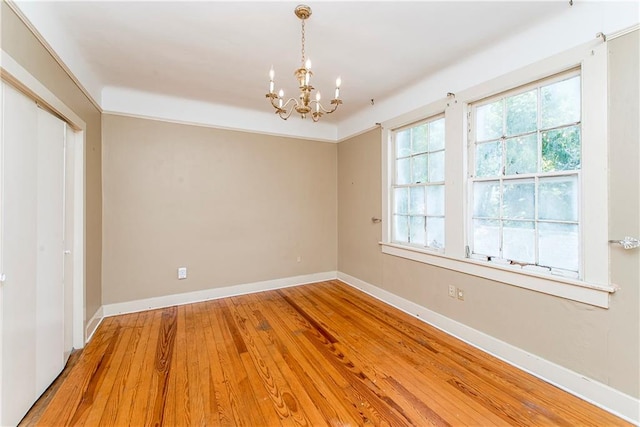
[278,89,284,108]
[316,91,321,112]
[268,67,275,93]
[305,58,312,70]
[335,76,341,99]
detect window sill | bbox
[379,242,617,308]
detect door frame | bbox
[1,49,86,349]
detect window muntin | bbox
[469,71,581,278]
[392,116,445,249]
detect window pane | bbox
[412,154,428,183]
[409,186,425,215]
[505,134,537,176]
[394,187,408,214]
[541,76,581,129]
[393,215,409,243]
[502,180,534,219]
[503,220,535,263]
[397,157,411,185]
[506,89,537,136]
[475,141,502,177]
[426,185,444,216]
[473,181,500,218]
[542,126,581,172]
[429,151,445,182]
[396,130,411,158]
[410,216,426,246]
[476,100,503,141]
[539,222,579,272]
[412,124,428,154]
[538,175,578,222]
[426,217,445,249]
[473,219,500,257]
[429,118,445,151]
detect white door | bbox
[0,82,70,426]
[35,105,66,396]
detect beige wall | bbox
[338,129,383,286]
[1,3,103,327]
[102,114,337,304]
[337,31,639,398]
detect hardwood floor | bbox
[22,280,630,426]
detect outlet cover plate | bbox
[178,267,187,279]
[448,285,456,298]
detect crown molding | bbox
[4,0,103,111]
[102,86,338,142]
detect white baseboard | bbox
[102,271,338,317]
[337,271,640,425]
[85,306,104,344]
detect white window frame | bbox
[381,39,615,308]
[467,69,583,279]
[390,114,446,251]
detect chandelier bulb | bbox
[316,91,321,101]
[269,67,275,80]
[305,58,312,70]
[336,76,341,88]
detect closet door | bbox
[0,82,67,426]
[35,106,66,396]
[1,82,39,426]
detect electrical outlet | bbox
[178,267,187,280]
[457,288,465,301]
[448,285,456,298]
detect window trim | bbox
[381,38,615,308]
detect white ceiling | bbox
[11,1,638,139]
[16,2,570,118]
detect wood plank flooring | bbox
[22,280,630,426]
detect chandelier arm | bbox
[267,95,296,112]
[267,97,300,120]
[312,99,340,115]
[278,108,295,120]
[281,97,299,111]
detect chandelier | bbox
[265,4,342,122]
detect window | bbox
[391,116,445,250]
[469,71,582,278]
[381,41,611,307]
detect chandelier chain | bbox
[301,19,306,66]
